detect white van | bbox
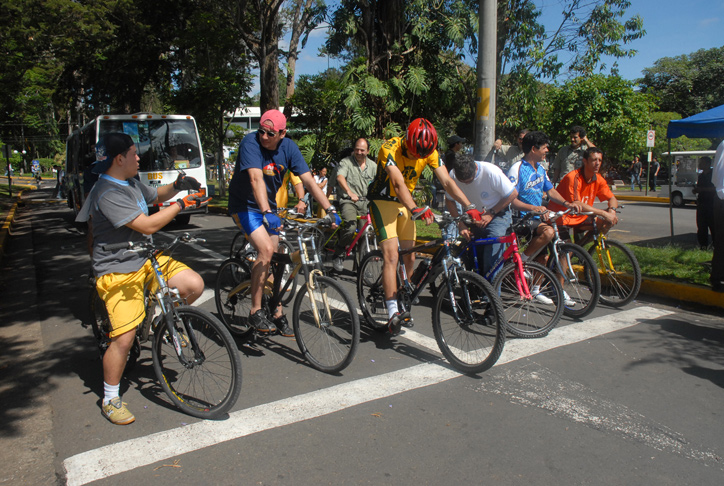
[659,150,716,207]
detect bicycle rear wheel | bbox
[89,289,140,370]
[293,275,360,373]
[214,258,255,337]
[153,306,242,419]
[556,242,601,318]
[356,250,389,331]
[492,261,563,338]
[432,270,505,374]
[590,238,641,307]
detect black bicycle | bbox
[357,212,506,374]
[88,233,242,419]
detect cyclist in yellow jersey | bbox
[276,170,307,214]
[368,118,483,334]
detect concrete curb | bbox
[0,190,26,264]
[614,194,672,204]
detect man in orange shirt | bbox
[549,146,619,241]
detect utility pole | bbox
[474,0,497,161]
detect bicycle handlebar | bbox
[101,233,205,253]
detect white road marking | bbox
[64,306,673,485]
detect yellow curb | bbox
[614,194,672,204]
[638,277,723,310]
[0,190,25,262]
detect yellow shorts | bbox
[369,200,416,243]
[96,256,189,338]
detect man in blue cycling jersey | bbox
[508,131,582,304]
[77,133,209,425]
[228,109,340,336]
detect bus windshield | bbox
[98,119,201,172]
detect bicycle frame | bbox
[462,232,533,299]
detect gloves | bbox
[464,204,483,222]
[262,210,281,229]
[173,174,201,191]
[177,191,211,210]
[411,206,434,221]
[323,205,342,226]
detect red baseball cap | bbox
[260,109,287,131]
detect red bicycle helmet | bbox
[406,118,438,159]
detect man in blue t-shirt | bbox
[228,109,339,336]
[508,131,581,303]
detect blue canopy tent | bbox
[664,104,724,238]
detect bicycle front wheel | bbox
[493,261,563,338]
[214,258,254,337]
[557,242,601,318]
[432,270,505,374]
[356,250,389,331]
[229,232,248,259]
[293,275,360,373]
[590,238,641,307]
[153,306,242,419]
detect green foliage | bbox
[542,75,655,163]
[638,46,724,118]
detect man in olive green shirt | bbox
[333,137,378,271]
[551,125,595,183]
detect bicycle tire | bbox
[292,275,360,373]
[356,250,389,331]
[89,289,140,370]
[353,230,376,271]
[229,232,248,259]
[214,258,255,337]
[432,270,505,374]
[555,242,601,318]
[153,306,242,419]
[492,261,563,338]
[590,238,641,307]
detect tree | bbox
[638,46,724,118]
[234,0,285,113]
[542,75,654,163]
[280,0,327,119]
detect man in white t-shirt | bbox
[447,154,518,279]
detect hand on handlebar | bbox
[322,205,341,228]
[411,206,435,224]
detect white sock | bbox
[386,300,398,319]
[103,382,120,405]
[521,253,530,262]
[531,285,540,294]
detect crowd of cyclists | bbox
[80,109,621,425]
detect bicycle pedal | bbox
[401,317,414,329]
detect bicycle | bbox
[571,208,642,307]
[215,213,360,373]
[310,196,378,271]
[457,211,564,338]
[540,209,602,318]
[356,212,506,374]
[88,233,242,419]
[229,226,298,305]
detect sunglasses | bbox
[258,128,282,137]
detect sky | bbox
[266,0,724,95]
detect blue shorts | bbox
[231,210,279,237]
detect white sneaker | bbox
[332,257,344,272]
[563,291,576,307]
[531,285,554,305]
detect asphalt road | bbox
[1,190,722,485]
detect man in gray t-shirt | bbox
[76,132,209,425]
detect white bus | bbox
[659,150,716,207]
[64,113,208,224]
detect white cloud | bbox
[699,17,720,26]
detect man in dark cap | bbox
[76,132,209,425]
